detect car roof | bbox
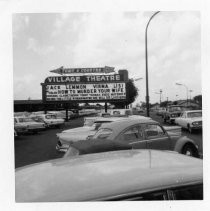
[97,118,157,139]
[184,110,202,113]
[94,117,129,123]
[15,149,202,202]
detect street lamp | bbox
[133,77,143,82]
[189,90,193,106]
[175,83,189,106]
[145,11,160,117]
[155,89,163,106]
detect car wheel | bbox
[164,118,166,123]
[188,125,193,133]
[182,144,198,157]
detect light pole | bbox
[175,83,189,106]
[145,11,160,117]
[189,90,193,106]
[155,89,163,106]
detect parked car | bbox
[175,110,202,133]
[56,117,129,152]
[156,107,166,117]
[15,149,203,202]
[31,114,65,128]
[14,117,46,134]
[56,115,152,152]
[14,121,28,135]
[163,105,185,124]
[90,118,199,157]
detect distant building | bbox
[150,103,160,111]
[177,100,200,109]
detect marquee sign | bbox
[44,74,123,84]
[50,66,115,75]
[41,69,128,103]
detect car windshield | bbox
[168,107,182,112]
[91,121,113,130]
[46,115,56,119]
[187,112,202,118]
[18,118,34,123]
[92,128,113,139]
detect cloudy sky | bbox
[13,11,201,104]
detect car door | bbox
[144,123,170,150]
[118,125,147,149]
[176,112,183,126]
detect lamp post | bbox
[189,90,193,106]
[189,90,193,101]
[155,89,163,106]
[145,11,160,117]
[175,83,189,106]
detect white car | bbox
[31,114,65,128]
[14,117,46,134]
[175,110,202,133]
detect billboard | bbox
[45,83,126,101]
[41,70,128,103]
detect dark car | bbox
[163,105,185,124]
[89,118,199,157]
[63,138,132,157]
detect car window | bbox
[187,112,202,118]
[107,184,203,201]
[180,112,184,118]
[107,189,169,201]
[122,126,143,141]
[145,124,165,138]
[171,184,203,200]
[92,128,113,139]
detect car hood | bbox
[57,127,96,142]
[15,150,203,202]
[187,117,202,122]
[45,119,64,123]
[18,122,44,126]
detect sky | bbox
[13,11,201,104]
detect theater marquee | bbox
[41,69,128,103]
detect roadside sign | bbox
[50,66,115,75]
[41,70,129,103]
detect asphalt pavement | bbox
[14,113,203,168]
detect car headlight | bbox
[192,122,199,126]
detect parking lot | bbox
[14,112,203,168]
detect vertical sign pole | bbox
[65,103,68,122]
[105,102,107,113]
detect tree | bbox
[110,79,138,108]
[193,95,202,108]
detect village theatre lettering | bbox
[44,74,123,84]
[41,70,128,102]
[45,83,126,101]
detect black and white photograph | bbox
[1,0,210,210]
